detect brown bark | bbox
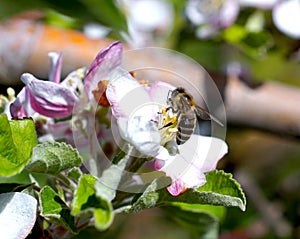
[1,19,300,137]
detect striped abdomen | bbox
[176,112,197,145]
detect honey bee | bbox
[160,87,223,145]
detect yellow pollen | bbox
[77,68,85,79]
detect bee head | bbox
[169,88,184,98]
[175,87,185,93]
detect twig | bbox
[235,168,292,238]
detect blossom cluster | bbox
[115,0,300,44]
[185,0,300,39]
[9,41,227,196]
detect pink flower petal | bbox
[10,88,32,119]
[21,73,78,118]
[84,41,123,100]
[167,178,187,196]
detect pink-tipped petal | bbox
[167,178,187,196]
[84,41,123,100]
[156,135,228,196]
[21,73,78,118]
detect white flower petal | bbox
[84,22,111,39]
[190,135,228,172]
[120,0,173,46]
[118,116,161,156]
[220,0,240,27]
[0,192,37,239]
[106,68,151,117]
[185,0,207,25]
[128,0,173,31]
[273,0,300,39]
[186,0,239,28]
[147,81,174,105]
[48,52,62,83]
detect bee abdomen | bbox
[176,115,196,145]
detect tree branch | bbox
[1,19,300,137]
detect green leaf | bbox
[0,0,127,35]
[72,174,113,231]
[79,0,127,32]
[126,177,171,213]
[223,24,273,58]
[45,9,79,29]
[67,167,82,181]
[72,174,97,215]
[128,170,246,213]
[179,40,223,71]
[165,203,226,238]
[196,170,246,211]
[0,115,38,177]
[40,185,78,233]
[164,205,220,239]
[169,203,226,222]
[26,142,83,174]
[95,152,130,202]
[0,0,47,20]
[223,24,247,43]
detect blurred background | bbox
[1,0,300,238]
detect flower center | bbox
[157,106,178,146]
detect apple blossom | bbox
[90,43,228,195]
[272,0,300,39]
[185,0,240,38]
[238,0,300,39]
[118,0,174,47]
[10,52,81,119]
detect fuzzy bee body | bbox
[176,113,197,144]
[162,87,222,145]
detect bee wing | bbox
[194,105,224,127]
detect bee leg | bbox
[158,107,172,115]
[159,122,173,129]
[159,116,177,130]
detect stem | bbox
[113,205,132,214]
[56,173,76,191]
[126,157,148,172]
[111,149,126,165]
